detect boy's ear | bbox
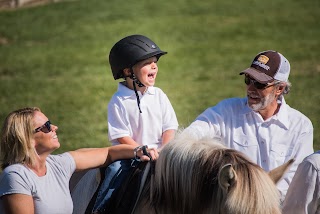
[123,68,132,77]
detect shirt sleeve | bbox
[282,158,320,214]
[47,153,76,181]
[59,152,77,177]
[0,169,32,197]
[108,95,133,141]
[159,90,178,132]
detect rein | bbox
[131,162,151,214]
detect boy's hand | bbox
[135,146,159,161]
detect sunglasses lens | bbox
[244,76,267,89]
[254,82,267,89]
[35,121,51,133]
[42,121,51,133]
[244,76,251,85]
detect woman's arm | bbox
[2,194,34,214]
[69,144,158,171]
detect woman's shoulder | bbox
[0,164,34,189]
[47,153,74,168]
[47,153,76,176]
[2,163,28,175]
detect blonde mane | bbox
[135,135,281,214]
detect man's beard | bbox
[249,89,276,111]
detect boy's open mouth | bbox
[148,73,155,78]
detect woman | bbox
[0,107,158,214]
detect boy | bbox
[92,35,178,212]
[107,34,178,149]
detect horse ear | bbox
[219,164,237,194]
[268,158,295,184]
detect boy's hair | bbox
[109,35,167,80]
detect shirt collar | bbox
[145,86,155,95]
[273,96,290,129]
[117,82,155,99]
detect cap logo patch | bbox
[252,54,270,71]
[258,55,269,64]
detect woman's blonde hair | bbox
[0,107,41,170]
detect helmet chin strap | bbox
[130,72,144,87]
[129,69,143,113]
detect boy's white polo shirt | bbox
[108,82,178,149]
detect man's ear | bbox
[276,83,286,94]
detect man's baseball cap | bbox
[239,50,290,84]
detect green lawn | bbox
[0,0,319,153]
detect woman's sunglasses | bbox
[34,120,52,133]
[244,76,278,90]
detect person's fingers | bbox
[138,148,159,161]
[151,149,159,160]
[148,148,159,160]
[140,155,150,161]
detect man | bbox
[182,50,314,201]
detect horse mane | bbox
[135,135,281,214]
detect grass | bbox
[0,0,319,153]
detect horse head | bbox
[135,134,292,214]
[215,149,293,214]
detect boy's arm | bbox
[117,136,140,147]
[161,129,176,146]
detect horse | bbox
[133,135,293,214]
[70,135,293,214]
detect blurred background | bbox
[0,0,319,153]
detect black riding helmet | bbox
[109,35,167,114]
[109,34,167,80]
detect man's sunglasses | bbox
[34,120,52,133]
[244,76,278,90]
